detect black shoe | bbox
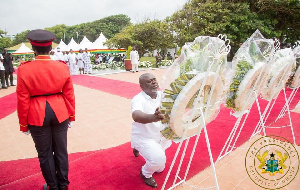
[140,170,157,188]
[43,183,59,190]
[133,148,139,157]
[10,84,16,86]
[1,86,7,89]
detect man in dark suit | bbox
[2,48,15,87]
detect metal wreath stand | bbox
[217,38,275,162]
[162,35,231,190]
[161,36,298,190]
[251,46,297,144]
[218,43,298,166]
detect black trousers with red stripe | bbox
[29,102,69,189]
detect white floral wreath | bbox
[261,48,295,100]
[168,72,224,138]
[234,61,266,111]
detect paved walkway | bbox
[0,68,299,190]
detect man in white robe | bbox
[130,47,139,73]
[67,49,77,75]
[82,48,92,74]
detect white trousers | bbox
[132,64,138,72]
[69,62,76,75]
[132,136,171,178]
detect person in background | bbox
[2,48,15,87]
[102,54,107,63]
[95,53,99,65]
[63,51,69,64]
[82,48,92,74]
[130,46,139,73]
[99,54,103,63]
[54,47,64,61]
[17,29,75,190]
[155,52,162,68]
[67,49,76,75]
[174,52,178,59]
[0,53,7,89]
[121,54,125,62]
[76,49,84,74]
[167,52,172,60]
[50,50,57,60]
[131,73,172,188]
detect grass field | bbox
[140,56,156,67]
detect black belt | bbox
[31,92,62,98]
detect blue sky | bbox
[0,0,187,35]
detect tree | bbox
[106,20,175,57]
[62,14,131,44]
[0,29,11,51]
[255,0,300,43]
[9,14,131,46]
[12,30,30,46]
[166,0,279,59]
[0,29,6,38]
[106,24,136,49]
[45,24,67,44]
[211,0,300,43]
[0,37,12,51]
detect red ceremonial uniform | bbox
[17,55,75,132]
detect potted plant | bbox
[124,46,132,71]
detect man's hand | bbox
[132,107,165,124]
[154,107,165,121]
[23,130,30,135]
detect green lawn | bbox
[140,56,156,68]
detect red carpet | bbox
[0,93,17,120]
[71,75,140,99]
[0,88,299,190]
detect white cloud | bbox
[0,0,187,35]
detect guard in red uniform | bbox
[16,29,75,190]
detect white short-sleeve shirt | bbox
[131,91,164,140]
[0,54,4,70]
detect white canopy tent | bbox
[75,36,92,51]
[88,32,108,50]
[54,39,68,52]
[12,43,34,55]
[97,32,107,44]
[66,37,78,51]
[88,33,108,50]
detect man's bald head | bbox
[139,73,155,85]
[139,73,159,98]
